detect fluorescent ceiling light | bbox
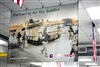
[29,62,41,66]
[0,40,7,45]
[85,63,97,65]
[79,59,92,61]
[97,28,100,34]
[86,6,100,19]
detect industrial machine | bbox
[27,19,62,46]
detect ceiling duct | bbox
[78,47,87,53]
[0,34,9,41]
[79,46,100,56]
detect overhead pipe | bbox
[79,46,100,56]
[0,34,9,41]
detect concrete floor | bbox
[21,34,73,62]
[9,26,77,62]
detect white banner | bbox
[9,3,78,62]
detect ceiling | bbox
[79,56,100,66]
[0,0,78,38]
[0,0,100,66]
[79,0,100,45]
[79,0,100,66]
[0,0,100,45]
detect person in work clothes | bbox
[68,26,74,40]
[41,28,49,57]
[70,35,78,61]
[22,31,28,49]
[17,32,22,46]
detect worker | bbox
[17,32,22,46]
[70,36,78,61]
[68,26,74,40]
[41,27,49,57]
[22,31,28,48]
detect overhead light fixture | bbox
[0,40,7,45]
[60,24,63,28]
[29,62,41,66]
[85,63,97,65]
[86,6,100,19]
[79,59,92,61]
[97,28,100,34]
